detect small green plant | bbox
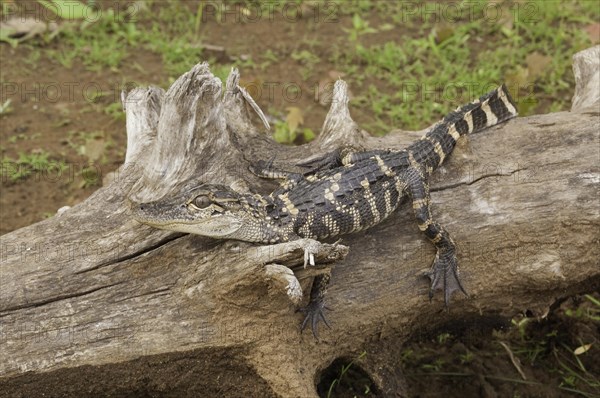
[47,48,76,69]
[80,165,101,188]
[2,150,67,182]
[272,107,315,145]
[0,99,13,115]
[45,6,140,72]
[291,49,320,80]
[104,102,125,121]
[400,348,414,361]
[262,49,279,63]
[344,13,377,43]
[273,122,315,145]
[291,49,320,67]
[437,332,452,344]
[565,295,600,321]
[511,315,531,340]
[459,350,474,364]
[7,134,25,144]
[23,48,42,67]
[555,342,600,395]
[421,358,445,372]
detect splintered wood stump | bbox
[1,46,599,397]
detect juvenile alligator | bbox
[133,85,517,337]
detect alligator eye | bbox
[192,195,211,209]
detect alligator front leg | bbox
[405,168,468,305]
[299,273,332,339]
[254,238,346,338]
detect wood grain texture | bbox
[1,48,599,397]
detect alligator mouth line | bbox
[134,210,226,225]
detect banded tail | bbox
[410,84,518,172]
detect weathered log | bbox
[1,46,599,397]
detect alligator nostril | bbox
[139,204,145,211]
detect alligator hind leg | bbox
[249,157,305,190]
[404,168,468,305]
[297,146,394,173]
[296,147,344,171]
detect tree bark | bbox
[1,46,599,398]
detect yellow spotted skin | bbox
[135,85,518,337]
[263,86,517,245]
[252,85,517,311]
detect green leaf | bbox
[37,0,94,20]
[302,128,315,142]
[273,121,291,144]
[0,25,19,48]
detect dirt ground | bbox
[1,1,598,397]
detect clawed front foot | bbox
[303,239,320,268]
[298,298,331,339]
[426,249,469,306]
[298,273,332,339]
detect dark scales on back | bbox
[133,86,518,338]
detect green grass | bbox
[44,7,141,72]
[103,102,125,121]
[398,293,599,396]
[564,294,600,321]
[0,99,13,115]
[3,0,598,173]
[16,0,597,133]
[79,164,101,187]
[325,0,599,132]
[1,150,67,182]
